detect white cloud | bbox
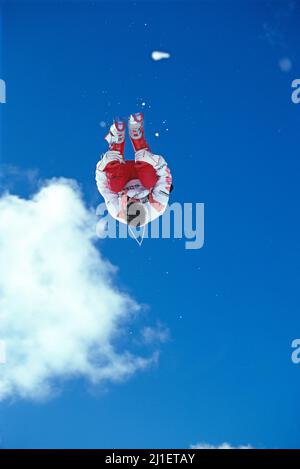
[141,323,170,345]
[190,442,252,449]
[151,51,171,61]
[0,178,155,401]
[0,164,39,190]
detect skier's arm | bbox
[95,162,120,219]
[150,155,172,210]
[135,150,172,211]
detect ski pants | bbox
[104,160,158,193]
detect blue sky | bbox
[0,0,300,449]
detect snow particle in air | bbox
[99,121,107,128]
[151,51,171,61]
[278,57,292,73]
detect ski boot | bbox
[105,117,126,156]
[128,113,150,152]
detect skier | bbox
[96,113,173,227]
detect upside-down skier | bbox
[95,113,173,227]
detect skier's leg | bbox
[135,161,158,189]
[105,118,126,155]
[103,162,126,193]
[128,113,151,152]
[97,118,129,193]
[104,160,137,193]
